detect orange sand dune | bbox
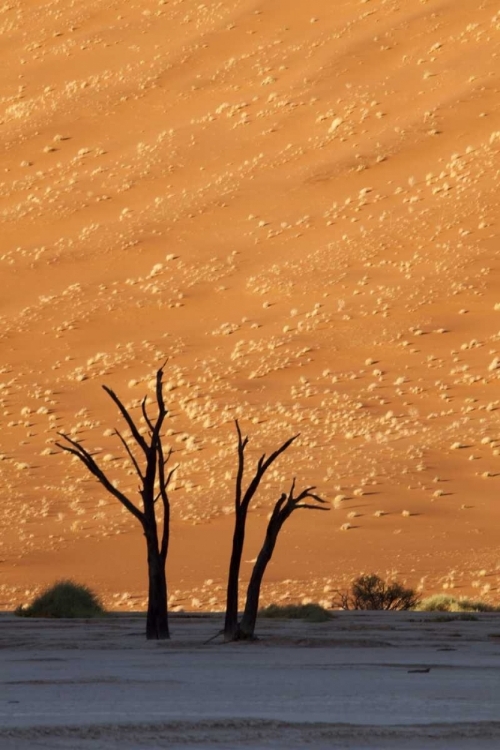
[1,0,499,611]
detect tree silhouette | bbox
[239,479,328,639]
[224,421,328,641]
[56,364,174,640]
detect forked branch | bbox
[102,385,149,457]
[55,432,145,524]
[234,419,299,513]
[114,429,144,482]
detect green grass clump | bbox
[15,580,106,619]
[259,603,331,622]
[418,594,499,613]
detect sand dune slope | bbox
[1,0,500,609]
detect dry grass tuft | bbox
[259,602,331,622]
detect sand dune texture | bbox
[1,0,500,611]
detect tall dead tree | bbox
[239,479,328,639]
[223,422,328,641]
[56,364,174,640]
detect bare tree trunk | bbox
[239,525,279,639]
[146,531,169,640]
[224,512,246,641]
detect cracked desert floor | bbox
[1,0,500,612]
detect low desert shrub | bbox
[15,580,105,619]
[418,594,498,613]
[432,613,479,622]
[335,574,419,611]
[259,603,331,622]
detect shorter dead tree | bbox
[239,479,328,639]
[224,421,328,641]
[56,364,175,640]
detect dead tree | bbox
[239,479,328,639]
[223,422,328,641]
[56,364,175,640]
[224,422,297,641]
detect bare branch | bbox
[137,366,168,442]
[301,493,327,504]
[294,482,313,495]
[102,385,149,456]
[234,420,248,511]
[166,465,177,487]
[156,432,171,563]
[275,492,288,513]
[282,482,328,511]
[155,363,168,417]
[114,429,143,482]
[287,477,297,500]
[141,396,156,436]
[295,491,327,505]
[261,434,299,473]
[203,629,224,645]
[56,433,144,524]
[142,368,168,496]
[241,433,299,511]
[295,504,330,511]
[234,419,243,445]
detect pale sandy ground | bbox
[1,612,500,749]
[1,1,500,611]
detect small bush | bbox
[418,594,498,613]
[15,580,106,619]
[335,574,419,611]
[259,603,331,622]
